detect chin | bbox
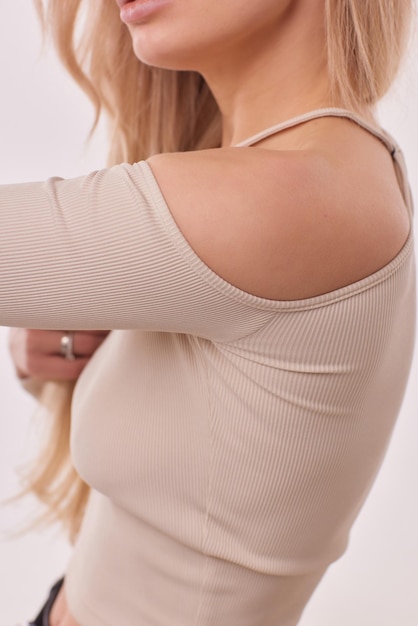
[128,26,199,71]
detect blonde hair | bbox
[326,1,415,110]
[25,0,414,543]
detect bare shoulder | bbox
[147,145,410,301]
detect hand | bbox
[8,328,110,382]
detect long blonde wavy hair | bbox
[23,0,414,544]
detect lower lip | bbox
[120,0,171,24]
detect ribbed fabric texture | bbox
[1,109,416,626]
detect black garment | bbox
[30,578,64,626]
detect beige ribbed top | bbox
[1,109,416,626]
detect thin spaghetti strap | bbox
[234,107,396,153]
[390,145,415,217]
[234,106,414,218]
[333,111,414,217]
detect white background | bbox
[0,2,417,624]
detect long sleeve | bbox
[0,161,272,341]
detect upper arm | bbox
[0,163,271,339]
[147,147,410,301]
[1,148,408,336]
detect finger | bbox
[23,354,91,381]
[22,329,109,357]
[62,331,109,358]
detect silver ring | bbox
[60,331,76,360]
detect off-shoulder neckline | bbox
[138,159,414,312]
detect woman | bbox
[3,0,415,625]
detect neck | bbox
[199,1,336,146]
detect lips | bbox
[117,0,172,24]
[116,0,135,7]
